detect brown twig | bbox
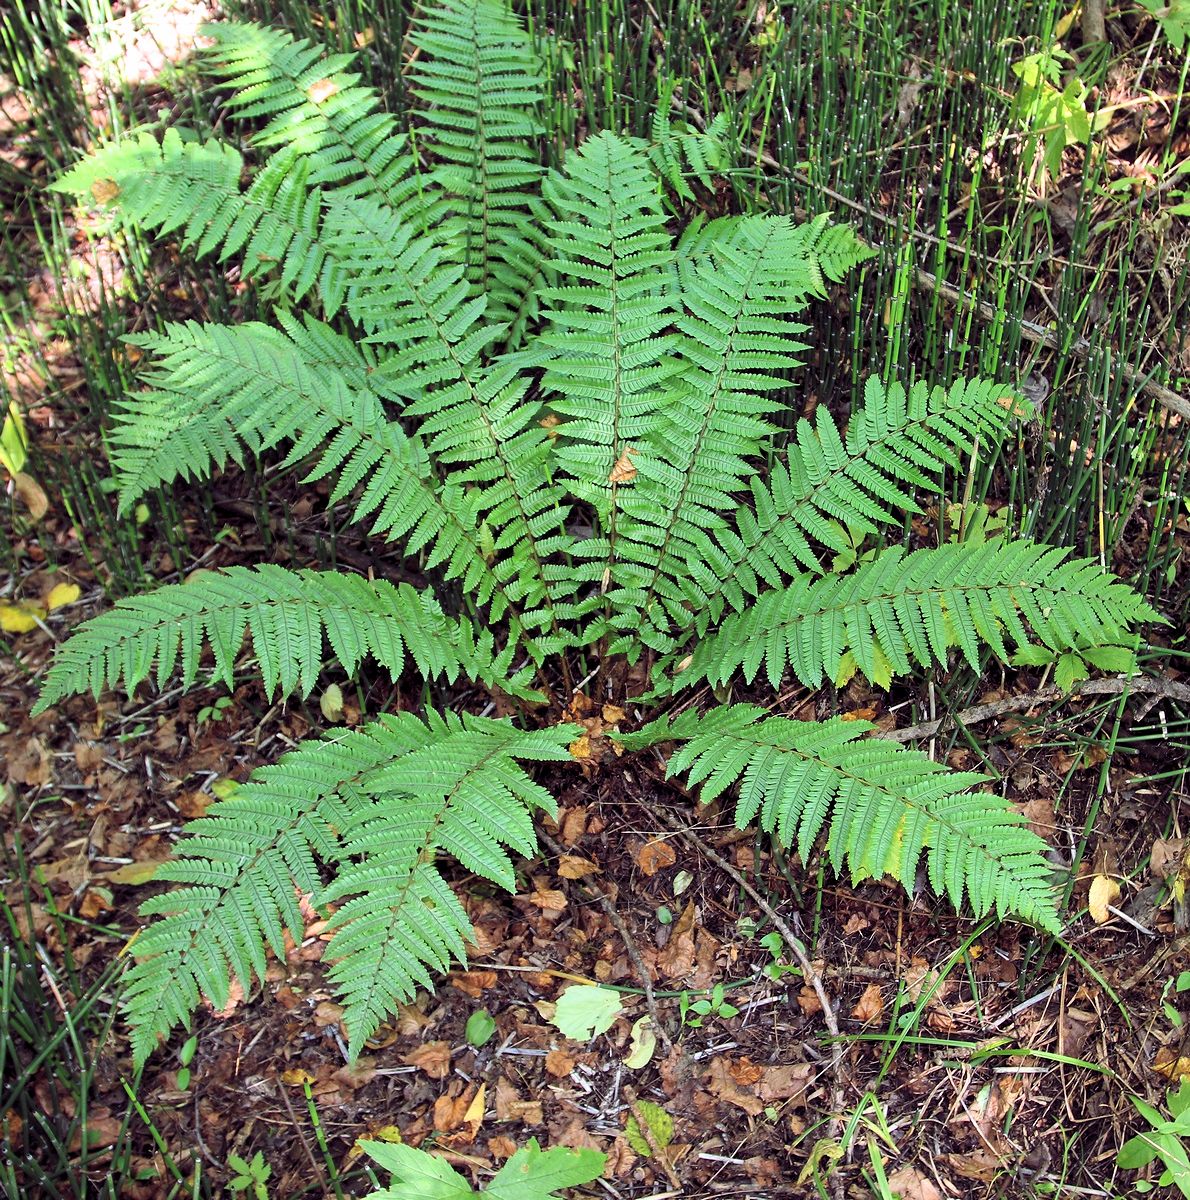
[878,675,1190,744]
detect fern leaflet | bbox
[672,540,1160,691]
[32,565,523,714]
[627,706,1060,932]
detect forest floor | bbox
[3,1,1190,1198]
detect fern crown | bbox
[41,0,1159,1065]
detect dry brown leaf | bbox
[656,900,697,980]
[608,447,639,483]
[851,982,884,1023]
[706,1057,763,1116]
[559,806,587,845]
[404,1041,453,1080]
[886,1165,944,1200]
[175,790,211,819]
[1088,874,1120,924]
[521,881,567,914]
[493,1076,543,1125]
[758,1063,812,1106]
[1154,1046,1190,1082]
[636,838,676,877]
[568,734,591,760]
[449,969,498,998]
[728,1057,762,1086]
[944,1148,1003,1182]
[796,983,823,1015]
[488,1135,518,1159]
[205,978,244,1019]
[14,473,48,521]
[557,855,600,880]
[601,704,626,725]
[544,1047,576,1077]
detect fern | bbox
[32,565,528,715]
[409,0,546,331]
[51,131,348,310]
[670,540,1159,692]
[623,707,1059,932]
[119,714,572,1064]
[37,0,1165,1069]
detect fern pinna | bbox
[38,0,1158,1065]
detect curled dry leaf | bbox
[1088,874,1121,924]
[608,446,639,483]
[404,1040,453,1080]
[850,982,884,1023]
[636,838,676,877]
[557,854,600,880]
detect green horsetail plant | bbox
[37,0,1158,1067]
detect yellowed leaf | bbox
[568,734,591,760]
[14,472,47,520]
[307,78,340,103]
[320,683,345,722]
[463,1082,486,1139]
[90,178,120,204]
[45,582,81,610]
[0,602,44,634]
[107,860,165,885]
[1154,1047,1190,1082]
[1088,874,1120,924]
[281,1068,316,1087]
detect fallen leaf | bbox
[14,473,48,521]
[557,855,600,880]
[0,601,44,634]
[493,1076,543,1125]
[657,900,697,980]
[544,1047,576,1077]
[851,982,884,1024]
[307,78,340,103]
[551,984,622,1041]
[758,1063,812,1106]
[463,1082,486,1140]
[636,839,677,877]
[45,582,80,610]
[608,447,639,483]
[602,704,625,725]
[706,1057,763,1116]
[886,1165,944,1200]
[1153,1046,1190,1082]
[204,978,244,1019]
[568,734,591,760]
[624,1100,672,1157]
[90,178,120,203]
[623,1016,657,1070]
[281,1068,316,1087]
[319,683,345,723]
[404,1041,452,1080]
[449,969,497,998]
[1088,874,1120,924]
[106,859,165,885]
[520,881,567,914]
[729,1058,762,1086]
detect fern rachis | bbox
[35,0,1162,1067]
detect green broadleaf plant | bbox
[38,0,1159,1068]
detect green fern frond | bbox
[52,130,346,308]
[32,565,518,714]
[202,22,429,223]
[628,706,1059,931]
[609,215,842,653]
[324,197,575,638]
[538,131,680,530]
[409,0,545,330]
[672,540,1161,692]
[120,714,573,1064]
[121,717,427,1066]
[678,375,1029,638]
[319,713,574,1052]
[648,79,730,201]
[106,318,546,644]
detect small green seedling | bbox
[680,982,740,1028]
[1117,1078,1190,1196]
[465,1008,496,1048]
[228,1151,271,1200]
[176,1034,198,1090]
[1161,972,1190,1029]
[196,694,233,725]
[758,931,801,982]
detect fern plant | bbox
[38,0,1158,1067]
